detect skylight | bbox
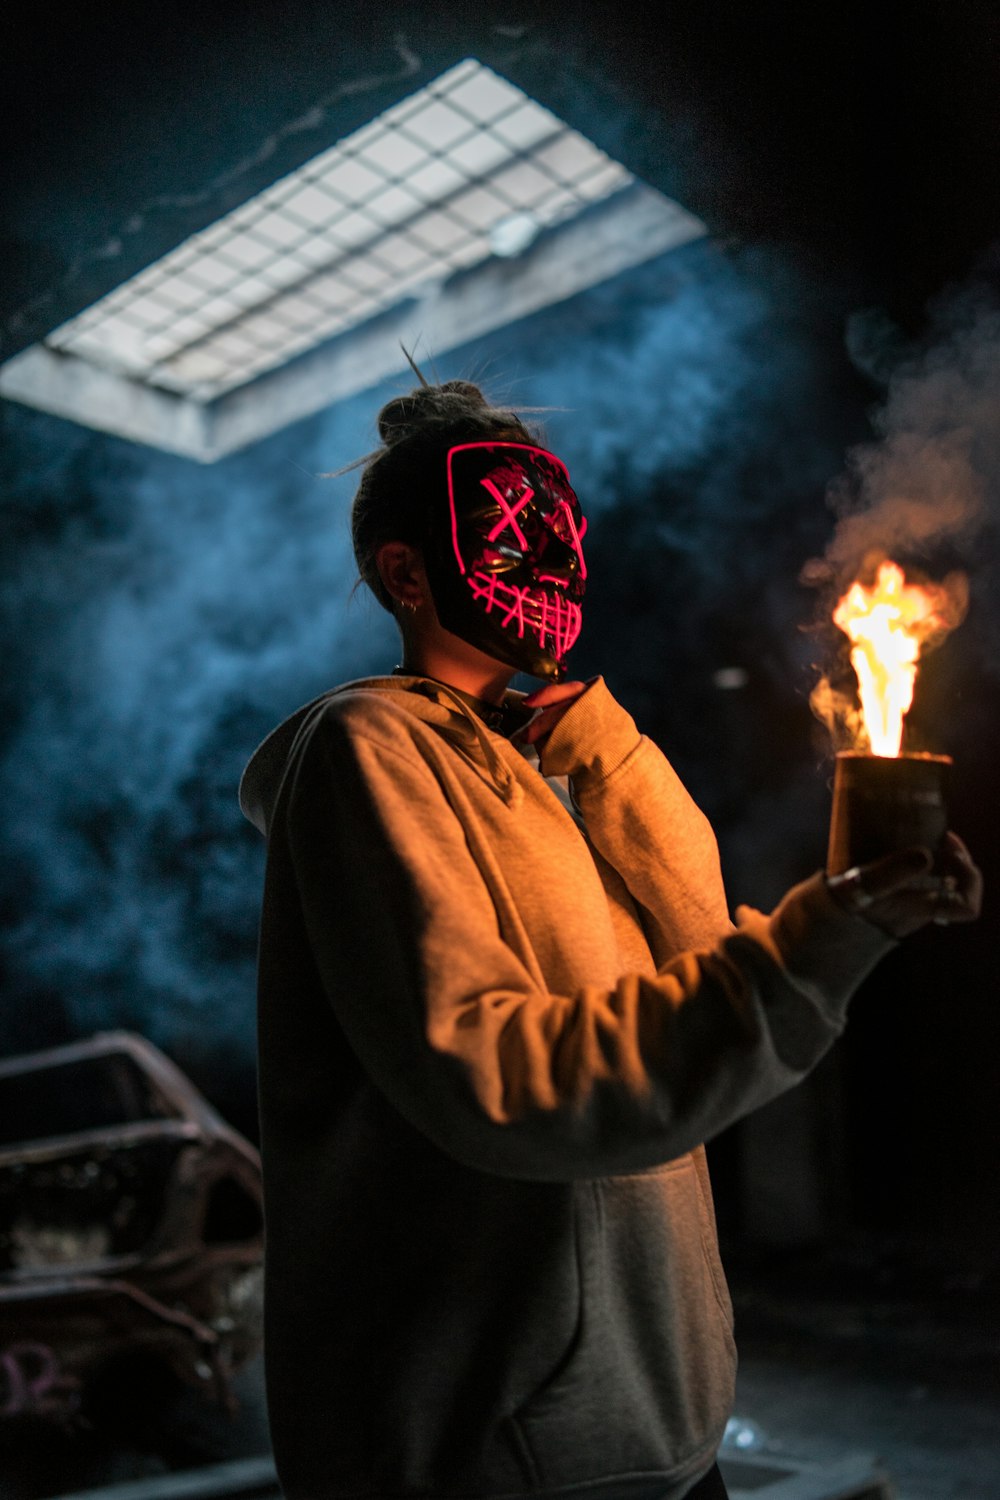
[0,58,707,459]
[42,60,634,402]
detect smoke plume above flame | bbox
[808,282,1000,750]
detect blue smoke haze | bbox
[2,235,972,1094]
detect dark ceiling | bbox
[1,0,998,359]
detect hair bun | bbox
[376,381,490,446]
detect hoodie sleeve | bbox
[282,702,892,1182]
[538,677,733,958]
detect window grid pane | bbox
[46,58,637,399]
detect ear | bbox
[375,542,426,610]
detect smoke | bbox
[827,288,1000,575]
[478,240,829,522]
[0,389,399,1075]
[0,234,861,1075]
[806,280,1000,747]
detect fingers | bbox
[933,833,983,924]
[826,847,932,914]
[939,832,983,899]
[515,680,589,746]
[521,680,588,708]
[517,704,572,745]
[825,834,983,937]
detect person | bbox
[239,380,980,1500]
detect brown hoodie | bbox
[240,674,891,1500]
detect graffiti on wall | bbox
[0,1341,81,1420]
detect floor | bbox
[2,1237,997,1500]
[726,1235,1000,1500]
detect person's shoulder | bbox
[303,678,435,760]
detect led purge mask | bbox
[424,442,588,681]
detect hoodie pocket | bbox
[511,1155,736,1491]
[690,1147,735,1329]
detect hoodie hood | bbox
[238,675,531,836]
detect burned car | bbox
[0,1032,263,1425]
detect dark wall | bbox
[1,0,998,1251]
[4,1,998,343]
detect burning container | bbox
[0,1032,263,1426]
[814,559,967,873]
[827,750,952,876]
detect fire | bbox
[832,560,955,757]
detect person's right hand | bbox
[516,679,589,748]
[825,832,982,938]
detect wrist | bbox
[538,677,641,781]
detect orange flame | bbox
[832,560,956,757]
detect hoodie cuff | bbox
[736,871,897,1020]
[537,677,643,784]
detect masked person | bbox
[240,381,980,1500]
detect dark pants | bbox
[682,1462,729,1499]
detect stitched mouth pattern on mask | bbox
[467,571,583,658]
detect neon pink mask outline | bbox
[446,442,578,574]
[468,572,526,639]
[499,584,529,638]
[484,479,533,548]
[468,569,582,655]
[557,499,588,580]
[446,441,585,665]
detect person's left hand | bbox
[516,680,589,747]
[825,831,982,938]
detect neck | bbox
[399,640,514,706]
